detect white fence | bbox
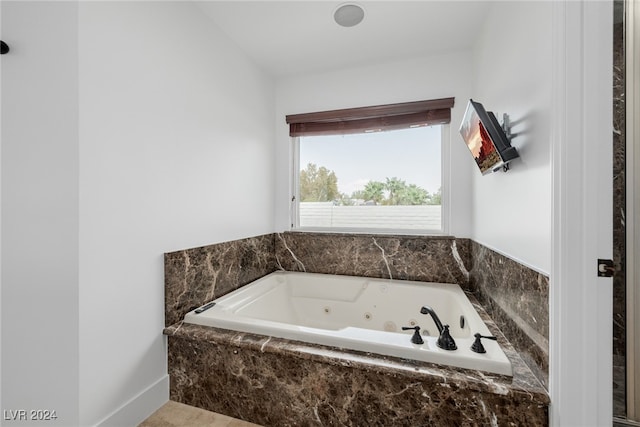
[299,202,441,230]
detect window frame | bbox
[287,98,453,236]
[290,126,450,236]
[286,98,454,137]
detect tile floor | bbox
[142,398,640,427]
[138,401,262,427]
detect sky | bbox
[299,125,442,196]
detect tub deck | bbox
[183,272,513,376]
[165,298,549,426]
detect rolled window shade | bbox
[286,97,454,137]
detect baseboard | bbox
[95,375,169,427]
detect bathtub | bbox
[183,271,513,376]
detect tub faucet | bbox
[420,305,457,351]
[420,305,444,334]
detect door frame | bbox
[627,0,640,421]
[550,1,613,426]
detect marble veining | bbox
[274,232,472,285]
[468,241,549,388]
[164,234,275,326]
[452,239,470,282]
[612,13,627,419]
[165,315,548,426]
[372,237,393,279]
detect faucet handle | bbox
[401,326,424,345]
[470,333,497,353]
[436,325,457,350]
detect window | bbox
[286,98,453,234]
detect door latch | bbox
[597,259,615,277]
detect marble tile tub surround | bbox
[164,234,275,326]
[164,232,472,327]
[274,231,472,285]
[468,241,549,388]
[165,320,549,426]
[275,232,549,387]
[165,251,549,425]
[164,231,549,388]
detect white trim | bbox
[550,1,613,426]
[94,375,169,427]
[293,226,448,237]
[626,0,640,420]
[0,7,3,412]
[441,124,451,236]
[291,136,300,229]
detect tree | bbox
[362,181,385,204]
[299,163,339,202]
[384,177,406,205]
[426,187,442,205]
[298,165,439,206]
[398,184,428,205]
[353,178,436,206]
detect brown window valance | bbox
[286,97,454,137]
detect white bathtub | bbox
[183,271,513,376]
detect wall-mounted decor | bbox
[459,99,519,174]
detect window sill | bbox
[289,227,452,238]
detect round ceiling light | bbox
[334,3,365,28]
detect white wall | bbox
[0,1,612,425]
[1,2,80,426]
[470,1,553,274]
[274,52,475,237]
[1,1,275,426]
[78,2,275,425]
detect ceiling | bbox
[196,1,492,78]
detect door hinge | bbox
[597,259,615,277]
